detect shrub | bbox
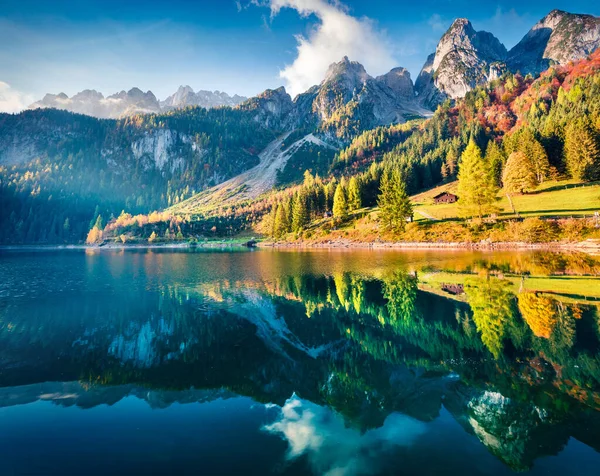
[519,217,558,243]
[558,218,589,241]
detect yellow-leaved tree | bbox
[457,140,498,219]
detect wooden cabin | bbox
[433,192,458,204]
[441,283,464,295]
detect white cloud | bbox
[0,82,32,113]
[264,395,426,476]
[268,0,396,97]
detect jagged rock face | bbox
[29,87,161,119]
[130,129,199,173]
[415,19,507,108]
[293,85,320,127]
[241,57,427,142]
[313,56,371,121]
[239,86,295,129]
[161,85,247,110]
[507,10,600,75]
[376,67,414,101]
[310,57,426,136]
[414,53,446,108]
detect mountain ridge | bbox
[28,86,248,119]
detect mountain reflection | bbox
[1,249,600,472]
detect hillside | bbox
[413,180,600,220]
[87,49,600,247]
[169,132,337,214]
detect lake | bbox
[1,248,600,475]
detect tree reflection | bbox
[382,270,418,325]
[4,253,600,472]
[464,276,515,359]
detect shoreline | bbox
[258,238,600,253]
[2,239,599,253]
[0,242,250,251]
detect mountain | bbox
[28,86,247,119]
[160,85,247,110]
[415,19,507,108]
[507,9,600,75]
[238,86,295,129]
[416,11,600,108]
[239,57,427,144]
[28,87,161,119]
[313,57,427,138]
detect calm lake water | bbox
[1,248,600,476]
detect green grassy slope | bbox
[412,180,600,221]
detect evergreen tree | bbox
[564,118,600,181]
[291,191,309,232]
[347,177,362,211]
[273,203,290,238]
[333,183,348,220]
[93,214,103,231]
[457,139,498,219]
[377,167,413,234]
[444,148,458,178]
[485,140,506,187]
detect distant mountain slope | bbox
[160,85,247,110]
[28,88,161,119]
[507,9,600,75]
[0,106,277,242]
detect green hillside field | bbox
[412,180,600,221]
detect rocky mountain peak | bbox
[72,89,104,101]
[415,18,506,108]
[239,86,294,129]
[161,86,247,110]
[507,10,600,75]
[375,67,414,101]
[30,84,247,118]
[323,56,370,89]
[434,18,506,71]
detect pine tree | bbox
[485,140,506,187]
[93,214,103,231]
[457,139,498,219]
[273,203,290,238]
[445,148,458,177]
[347,177,362,211]
[564,118,600,182]
[333,182,348,220]
[377,167,413,234]
[291,191,309,232]
[502,151,537,214]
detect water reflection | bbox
[1,249,600,474]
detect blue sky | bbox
[1,0,599,111]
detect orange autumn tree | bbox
[517,292,558,338]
